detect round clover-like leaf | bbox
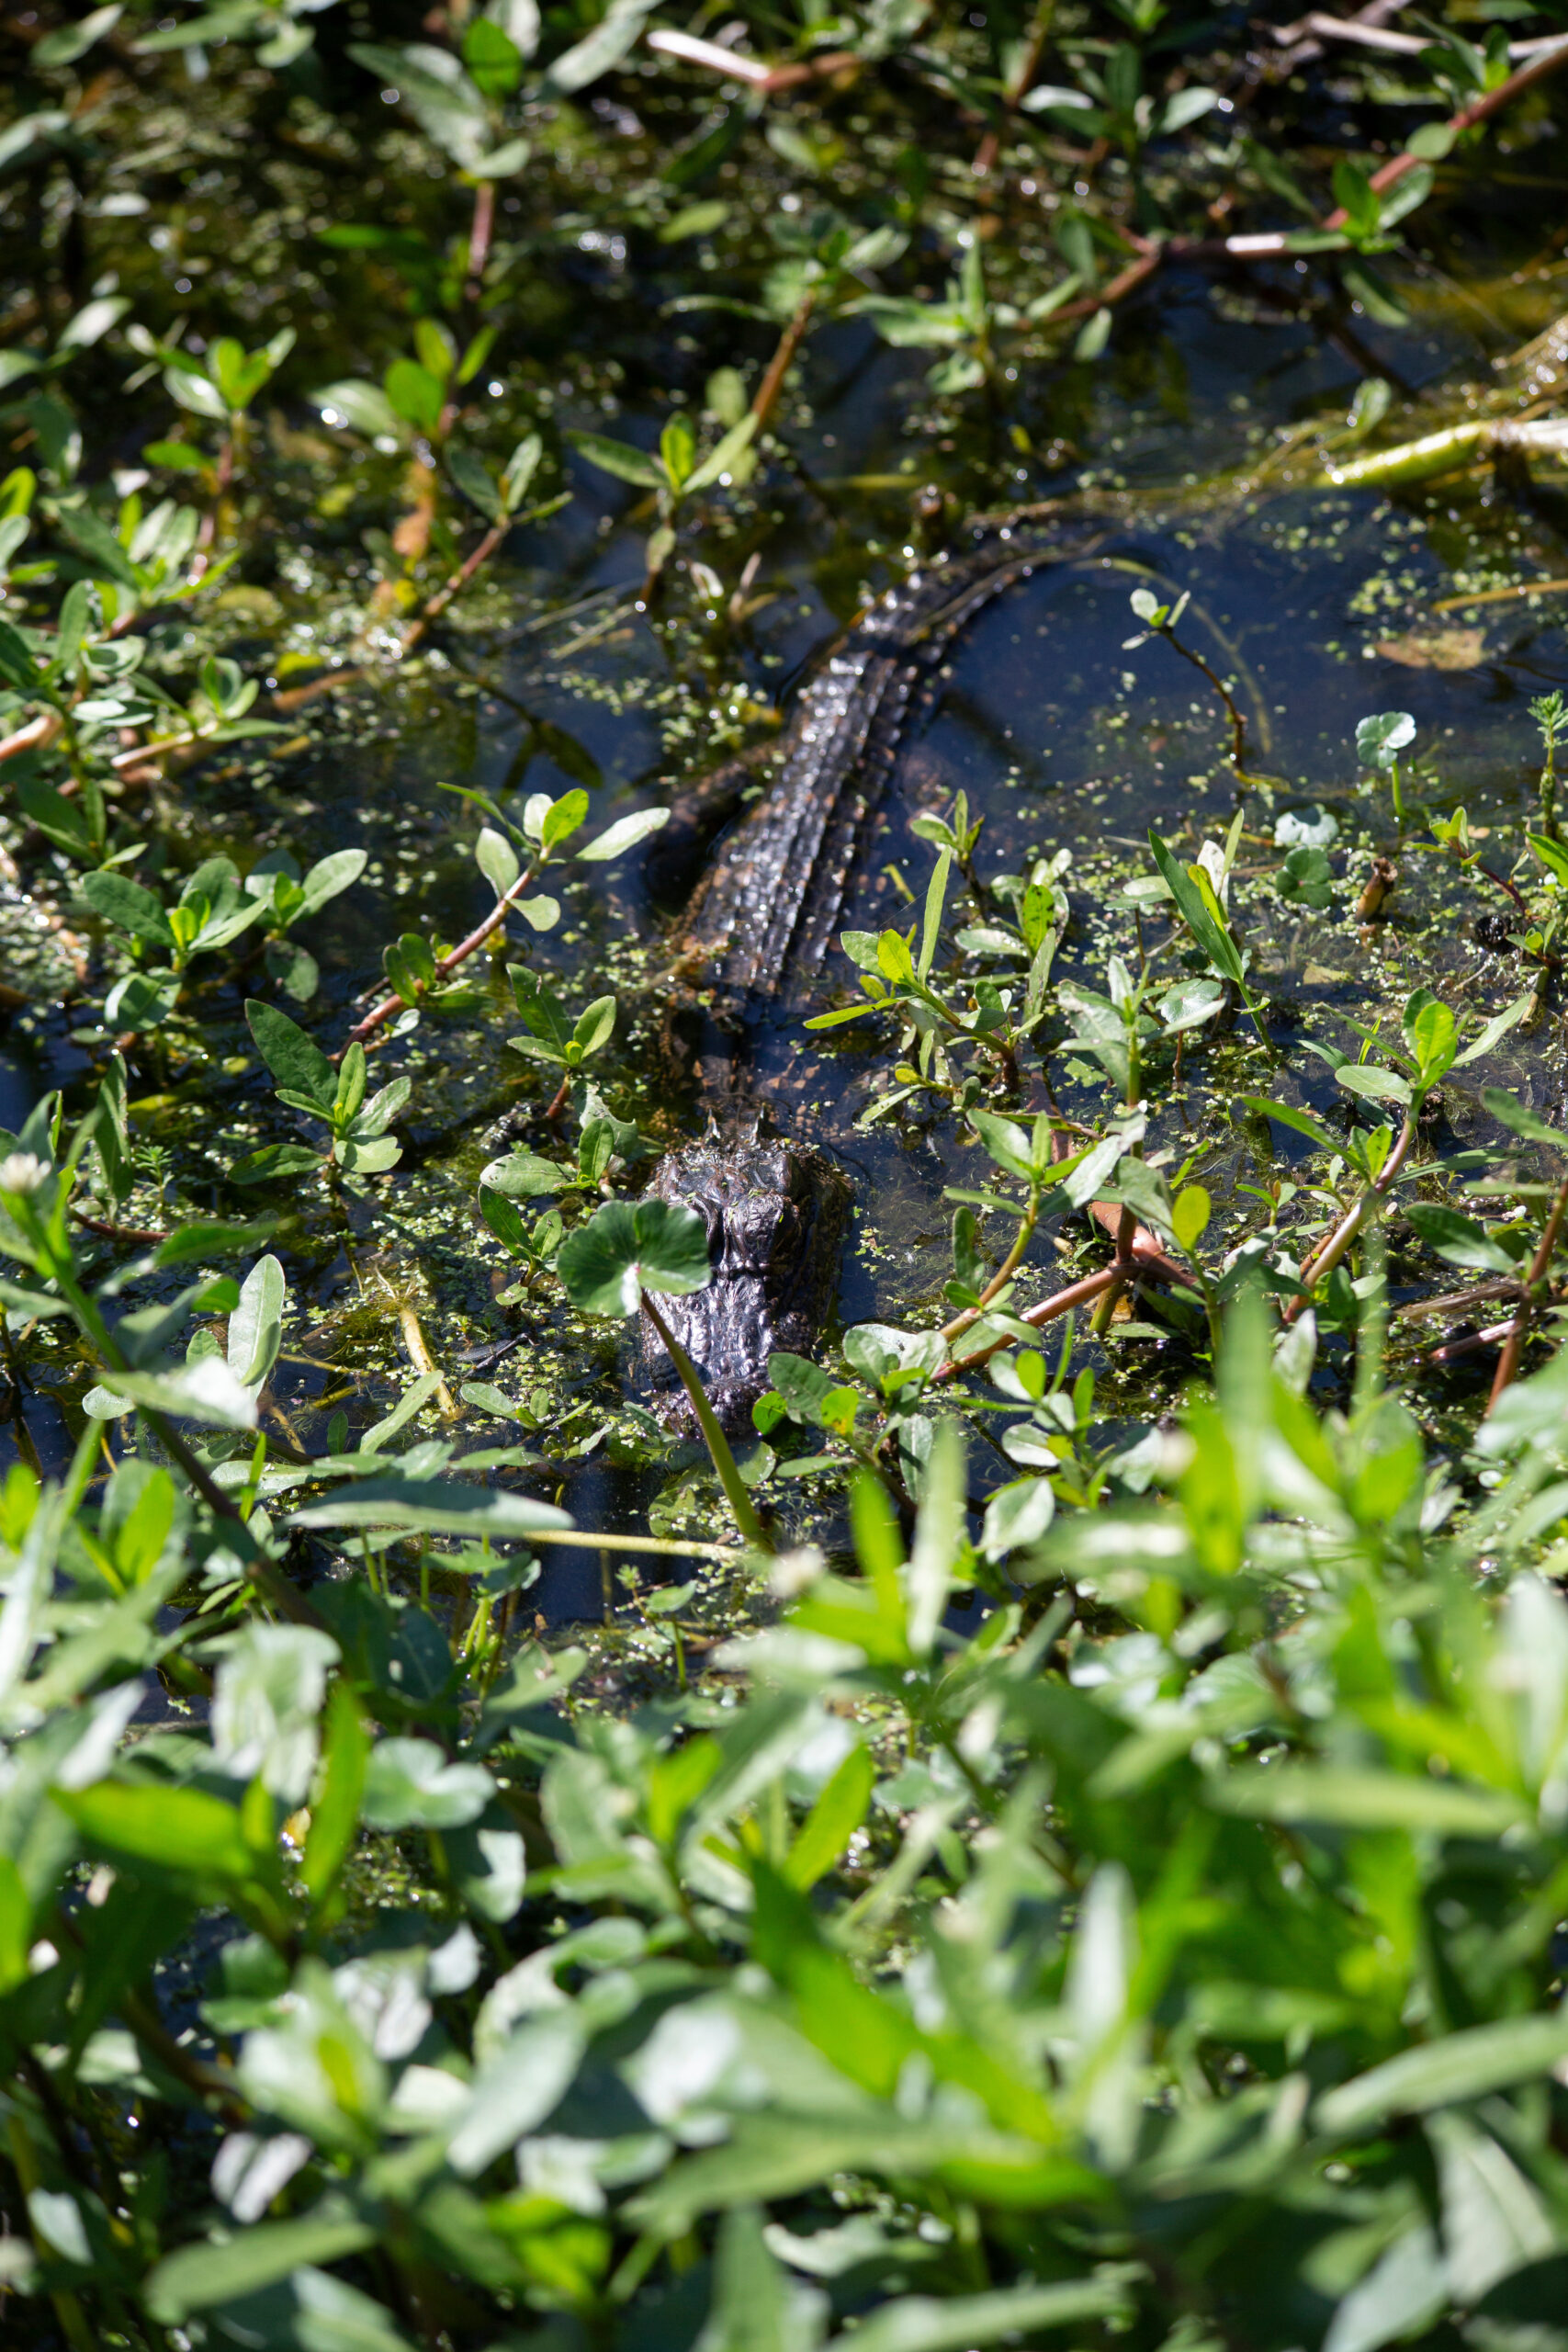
[1356,710,1416,771]
[555,1198,712,1319]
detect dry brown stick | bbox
[1433,576,1568,614]
[1266,0,1411,74]
[397,1299,459,1420]
[342,857,539,1049]
[1395,1277,1523,1319]
[1486,1172,1568,1409]
[932,1220,1187,1385]
[1271,14,1563,60]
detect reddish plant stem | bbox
[1427,1317,1519,1365]
[1321,35,1568,228]
[70,1207,170,1245]
[751,293,817,435]
[1050,37,1568,329]
[973,2,1054,175]
[466,176,495,306]
[1051,247,1160,327]
[397,515,511,657]
[1486,1170,1568,1409]
[1281,1114,1417,1325]
[342,858,538,1050]
[934,1214,1187,1384]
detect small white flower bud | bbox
[0,1152,48,1197]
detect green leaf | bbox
[1316,2011,1568,2135]
[685,411,760,493]
[784,1744,874,1891]
[475,825,521,899]
[311,380,404,441]
[578,808,671,863]
[80,871,174,949]
[0,615,39,692]
[230,1144,326,1186]
[1336,1064,1411,1106]
[1356,710,1416,771]
[227,1252,286,1388]
[831,2278,1137,2352]
[145,2208,379,2324]
[384,357,446,436]
[540,788,590,852]
[1172,1185,1211,1251]
[462,14,523,96]
[94,1359,260,1430]
[1453,992,1535,1069]
[1404,1204,1518,1275]
[288,1479,570,1537]
[1241,1097,1342,1158]
[481,1150,571,1198]
[544,0,660,96]
[565,430,666,490]
[153,1218,276,1268]
[1527,831,1568,887]
[347,41,490,169]
[245,999,337,1113]
[556,1198,712,1317]
[469,136,531,178]
[1482,1088,1567,1151]
[1211,1766,1523,1836]
[446,2012,587,2176]
[1148,831,1244,988]
[56,1779,253,1883]
[446,445,502,522]
[33,6,122,67]
[299,1682,367,1907]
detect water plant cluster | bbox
[5,2,1568,2347]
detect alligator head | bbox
[642,1119,852,1438]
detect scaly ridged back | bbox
[675,523,1101,1006]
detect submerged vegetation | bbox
[5,1,1568,2346]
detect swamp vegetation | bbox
[6,2,1568,2346]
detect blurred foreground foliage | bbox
[6,1177,1568,2351]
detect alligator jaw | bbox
[642,1125,851,1438]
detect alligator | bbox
[641,511,1109,1434]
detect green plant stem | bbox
[639,1294,771,1551]
[1486,1170,1568,1410]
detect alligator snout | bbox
[642,1127,852,1437]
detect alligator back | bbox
[673,520,1100,1006]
